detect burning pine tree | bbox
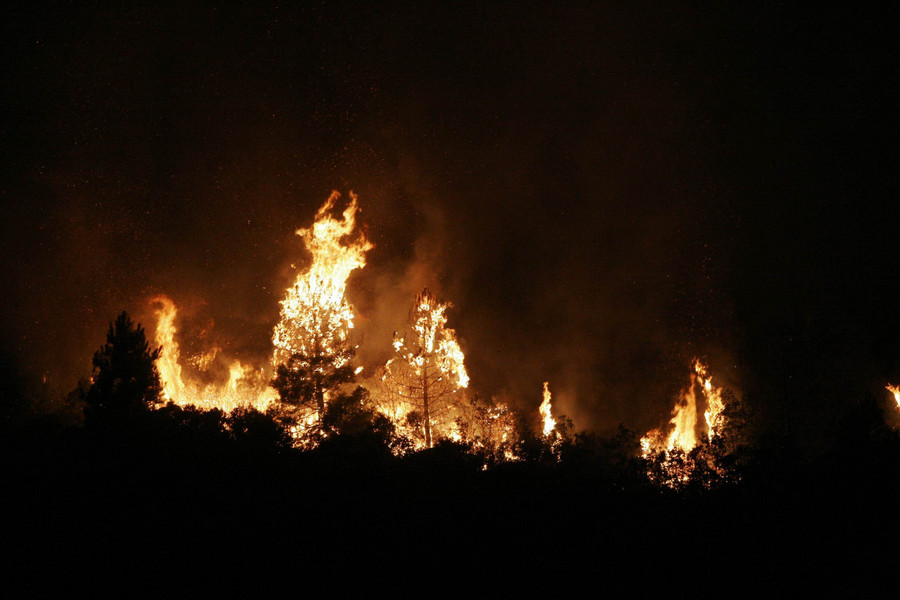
[271,191,373,423]
[150,190,372,431]
[378,288,469,448]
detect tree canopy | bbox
[84,311,162,425]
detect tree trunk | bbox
[315,379,325,420]
[422,367,431,448]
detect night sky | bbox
[2,3,897,445]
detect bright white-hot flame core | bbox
[540,381,555,436]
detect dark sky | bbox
[2,3,897,442]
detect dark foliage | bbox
[270,349,355,415]
[227,406,293,454]
[3,394,900,593]
[84,312,162,427]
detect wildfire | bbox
[455,399,520,461]
[151,295,275,412]
[699,361,725,442]
[403,289,469,389]
[378,288,469,448]
[272,190,373,369]
[150,191,371,419]
[887,384,900,410]
[540,381,555,436]
[642,360,725,456]
[153,295,187,404]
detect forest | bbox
[3,2,899,593]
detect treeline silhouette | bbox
[2,313,899,592]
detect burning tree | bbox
[271,191,373,422]
[149,191,370,421]
[378,288,469,448]
[452,395,520,463]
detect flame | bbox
[540,381,555,436]
[151,295,275,412]
[642,360,726,462]
[403,289,469,388]
[272,190,373,370]
[150,190,373,418]
[153,295,188,404]
[887,384,900,410]
[377,288,469,448]
[699,360,725,442]
[460,400,520,461]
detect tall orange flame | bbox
[642,360,725,456]
[698,360,725,443]
[272,190,373,370]
[540,381,555,436]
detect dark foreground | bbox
[3,415,899,595]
